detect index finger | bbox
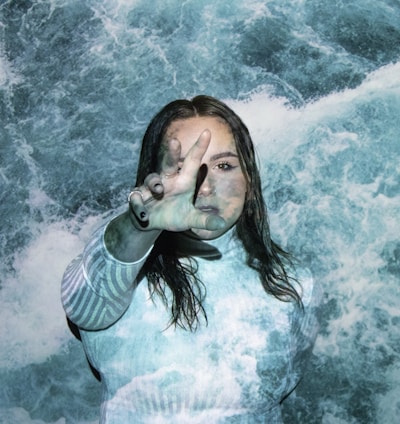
[179,129,211,177]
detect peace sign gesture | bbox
[128,129,225,232]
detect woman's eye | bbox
[215,161,234,171]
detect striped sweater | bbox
[61,222,320,424]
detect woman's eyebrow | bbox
[210,151,238,161]
[179,151,238,162]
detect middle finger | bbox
[160,138,181,177]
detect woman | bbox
[62,95,320,423]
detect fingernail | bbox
[153,183,163,193]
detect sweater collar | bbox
[170,227,242,260]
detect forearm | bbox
[104,210,161,262]
[61,218,155,330]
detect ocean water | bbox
[0,0,399,423]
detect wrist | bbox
[104,211,161,263]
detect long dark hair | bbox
[135,95,302,330]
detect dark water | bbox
[1,0,399,422]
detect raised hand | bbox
[128,129,226,232]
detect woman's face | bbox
[164,116,247,240]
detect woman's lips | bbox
[197,205,220,215]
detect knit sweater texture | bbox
[61,223,320,423]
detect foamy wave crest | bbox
[0,215,105,369]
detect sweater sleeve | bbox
[287,268,322,388]
[61,222,152,330]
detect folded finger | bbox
[144,173,164,196]
[128,190,149,221]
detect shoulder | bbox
[291,266,322,310]
[288,267,322,348]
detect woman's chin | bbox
[189,226,228,241]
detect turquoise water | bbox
[1,0,399,422]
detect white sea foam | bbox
[229,64,400,381]
[0,49,22,88]
[230,61,400,156]
[0,216,103,369]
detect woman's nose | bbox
[198,177,213,196]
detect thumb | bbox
[189,211,226,231]
[205,214,226,231]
